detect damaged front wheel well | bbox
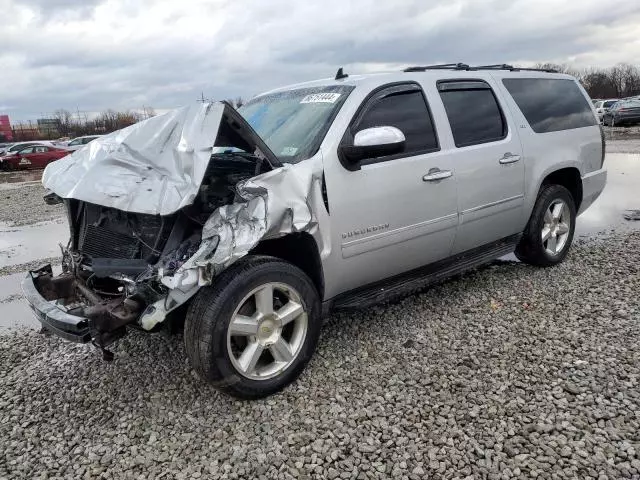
[250,233,324,299]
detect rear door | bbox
[436,79,525,254]
[29,146,51,168]
[323,82,459,296]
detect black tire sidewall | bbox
[185,256,321,399]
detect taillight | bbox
[599,124,606,168]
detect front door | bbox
[435,78,525,254]
[322,82,459,298]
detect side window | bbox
[438,81,507,148]
[502,78,597,133]
[35,146,47,153]
[83,137,94,144]
[353,86,439,157]
[19,147,34,154]
[69,139,82,146]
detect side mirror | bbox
[340,126,406,165]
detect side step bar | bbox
[331,234,521,310]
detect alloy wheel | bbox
[227,282,308,380]
[541,199,571,256]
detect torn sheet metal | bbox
[141,161,322,331]
[42,103,224,216]
[158,161,319,290]
[203,161,318,270]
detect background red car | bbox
[0,145,70,170]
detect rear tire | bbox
[515,185,576,267]
[184,255,321,399]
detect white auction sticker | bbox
[300,93,341,104]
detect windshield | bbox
[239,85,354,163]
[603,101,617,108]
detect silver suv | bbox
[23,64,607,398]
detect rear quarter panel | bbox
[491,73,602,230]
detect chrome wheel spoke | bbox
[238,341,264,374]
[552,202,564,220]
[541,226,552,242]
[544,209,553,224]
[547,233,558,253]
[254,285,274,316]
[270,337,294,363]
[229,314,259,336]
[276,300,304,326]
[557,222,569,235]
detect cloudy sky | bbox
[2,0,640,121]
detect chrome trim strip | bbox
[461,194,524,215]
[341,212,458,248]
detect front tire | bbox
[184,255,321,399]
[515,184,576,267]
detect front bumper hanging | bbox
[21,265,92,343]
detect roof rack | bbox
[404,63,470,72]
[403,63,558,73]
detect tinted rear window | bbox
[502,78,596,133]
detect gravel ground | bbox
[1,232,638,480]
[0,257,61,277]
[0,184,64,226]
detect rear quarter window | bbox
[502,78,596,133]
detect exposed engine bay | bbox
[32,152,270,350]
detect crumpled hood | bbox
[42,102,278,216]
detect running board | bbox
[331,234,521,310]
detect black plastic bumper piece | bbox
[21,265,92,343]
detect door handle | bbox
[423,168,453,182]
[499,152,521,164]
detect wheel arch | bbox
[249,232,325,300]
[540,167,583,212]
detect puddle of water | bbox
[0,268,61,332]
[0,272,39,331]
[0,169,43,190]
[576,152,640,236]
[0,220,69,268]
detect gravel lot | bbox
[1,232,638,480]
[0,184,63,227]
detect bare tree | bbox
[53,109,73,137]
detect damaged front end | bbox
[22,101,320,353]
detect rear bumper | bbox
[21,265,92,343]
[578,168,607,215]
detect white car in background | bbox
[594,99,619,122]
[63,135,103,151]
[0,141,57,156]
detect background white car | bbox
[594,99,619,121]
[0,140,57,156]
[63,135,103,151]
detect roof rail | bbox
[403,63,559,73]
[470,64,515,70]
[404,63,470,72]
[512,67,559,73]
